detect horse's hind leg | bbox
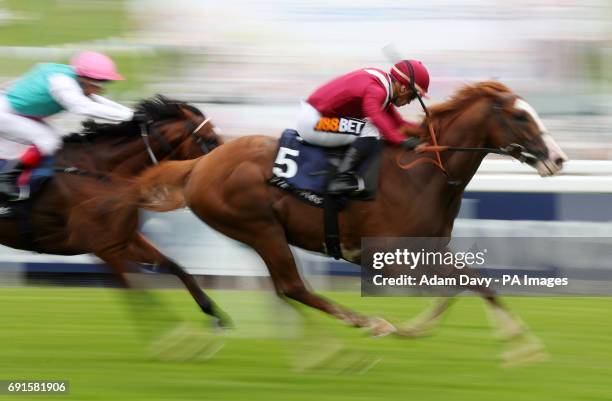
[69,197,229,327]
[95,241,225,360]
[124,234,232,328]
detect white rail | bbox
[467,160,612,193]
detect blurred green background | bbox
[0,0,179,98]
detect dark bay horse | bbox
[112,82,567,345]
[0,95,230,325]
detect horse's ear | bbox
[499,92,516,106]
[487,90,515,110]
[179,104,197,120]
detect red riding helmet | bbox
[390,60,430,98]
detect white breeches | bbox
[0,96,62,158]
[296,101,380,147]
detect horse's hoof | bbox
[292,342,346,373]
[368,317,397,337]
[495,323,527,342]
[394,323,433,338]
[500,334,549,367]
[213,316,234,330]
[292,343,382,375]
[501,342,549,367]
[148,322,225,362]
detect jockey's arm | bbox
[362,84,406,145]
[89,93,133,114]
[388,105,419,130]
[48,74,134,123]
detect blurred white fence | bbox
[468,160,612,193]
[2,159,612,280]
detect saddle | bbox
[268,129,384,259]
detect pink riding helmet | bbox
[70,51,124,81]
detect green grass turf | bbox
[0,287,610,401]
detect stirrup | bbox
[15,185,30,201]
[354,175,365,192]
[327,173,365,195]
[0,179,28,202]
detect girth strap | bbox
[323,196,342,260]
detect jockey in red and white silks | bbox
[297,59,431,194]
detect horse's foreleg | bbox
[455,268,548,365]
[478,290,549,366]
[124,234,232,328]
[396,257,522,338]
[458,267,527,340]
[427,260,527,339]
[250,227,396,336]
[396,297,455,337]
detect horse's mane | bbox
[400,81,514,140]
[427,81,512,120]
[63,95,203,144]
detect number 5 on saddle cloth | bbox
[268,129,383,208]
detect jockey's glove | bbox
[400,137,421,150]
[132,111,149,124]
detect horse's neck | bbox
[107,140,157,175]
[429,113,491,229]
[438,121,489,187]
[378,111,490,236]
[59,138,155,176]
[420,98,492,184]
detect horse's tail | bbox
[66,159,198,251]
[132,158,199,212]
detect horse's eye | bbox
[514,112,530,123]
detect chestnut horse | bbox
[0,96,230,326]
[111,82,567,342]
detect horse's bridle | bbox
[398,98,546,185]
[139,116,215,165]
[490,101,542,164]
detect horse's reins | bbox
[140,122,162,164]
[392,61,449,178]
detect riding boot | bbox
[0,146,42,201]
[327,137,376,195]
